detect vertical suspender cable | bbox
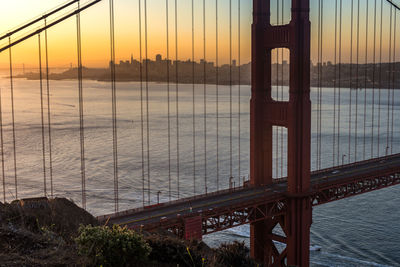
[44,20,54,197]
[175,0,180,198]
[316,0,323,169]
[192,0,196,194]
[8,37,18,199]
[363,0,369,160]
[317,0,321,169]
[275,0,279,177]
[319,0,323,169]
[0,87,4,202]
[348,0,353,163]
[391,10,396,154]
[386,5,393,155]
[76,3,86,209]
[109,0,118,211]
[354,0,360,161]
[237,0,241,183]
[280,0,284,176]
[315,0,322,169]
[229,0,233,185]
[333,0,337,166]
[138,0,145,206]
[371,0,377,157]
[215,0,219,191]
[166,0,171,201]
[377,0,383,157]
[337,0,342,164]
[203,0,207,193]
[38,34,47,197]
[144,0,150,203]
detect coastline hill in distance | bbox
[17,54,400,89]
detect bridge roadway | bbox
[100,154,400,231]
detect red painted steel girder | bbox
[124,168,400,239]
[312,172,400,206]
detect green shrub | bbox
[145,235,206,266]
[75,224,151,267]
[211,241,257,267]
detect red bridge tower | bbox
[250,0,311,266]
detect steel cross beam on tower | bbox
[250,0,311,265]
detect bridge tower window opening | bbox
[271,48,290,102]
[270,0,291,26]
[272,126,288,179]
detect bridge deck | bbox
[99,154,400,231]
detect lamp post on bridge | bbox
[157,191,161,204]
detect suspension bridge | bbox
[1,0,400,266]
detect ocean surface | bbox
[0,75,399,266]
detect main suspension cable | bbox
[38,34,47,197]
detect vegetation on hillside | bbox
[0,197,258,266]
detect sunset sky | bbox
[0,0,398,69]
[0,0,252,69]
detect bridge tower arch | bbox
[250,0,311,266]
